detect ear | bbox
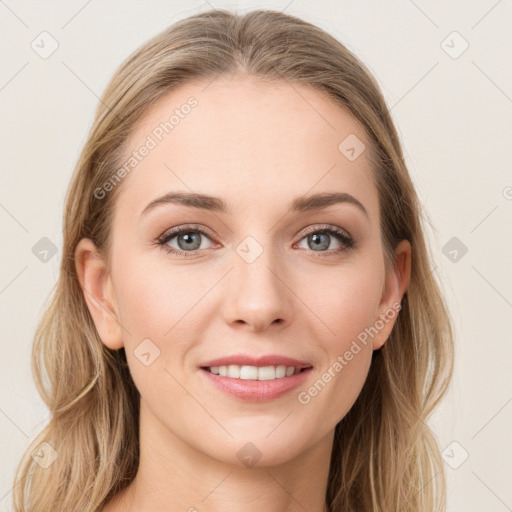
[74,238,124,350]
[372,239,411,350]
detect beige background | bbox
[1,1,511,510]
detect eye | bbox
[295,225,354,257]
[156,224,355,259]
[157,225,215,258]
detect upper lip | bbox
[200,354,313,369]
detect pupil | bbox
[310,233,329,251]
[179,232,201,250]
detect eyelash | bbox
[156,224,355,259]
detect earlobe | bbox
[373,240,412,351]
[74,238,124,350]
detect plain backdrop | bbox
[1,1,511,510]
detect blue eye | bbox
[296,226,354,254]
[156,224,355,259]
[157,225,215,258]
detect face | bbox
[77,74,410,468]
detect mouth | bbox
[198,365,314,401]
[200,364,312,380]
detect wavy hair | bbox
[12,8,454,511]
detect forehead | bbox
[113,74,378,222]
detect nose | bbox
[221,243,295,332]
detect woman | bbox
[13,8,454,512]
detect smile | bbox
[199,366,313,401]
[204,364,309,380]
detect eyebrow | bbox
[140,191,369,219]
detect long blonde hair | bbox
[12,9,454,511]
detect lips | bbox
[199,354,313,369]
[198,354,314,401]
[199,365,314,401]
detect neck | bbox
[106,399,334,512]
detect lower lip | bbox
[199,367,313,402]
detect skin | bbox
[75,74,411,512]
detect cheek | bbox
[110,255,194,372]
[300,340,373,428]
[111,254,221,393]
[111,266,202,416]
[299,261,382,414]
[309,260,384,348]
[113,254,206,335]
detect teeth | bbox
[208,365,303,380]
[227,365,240,378]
